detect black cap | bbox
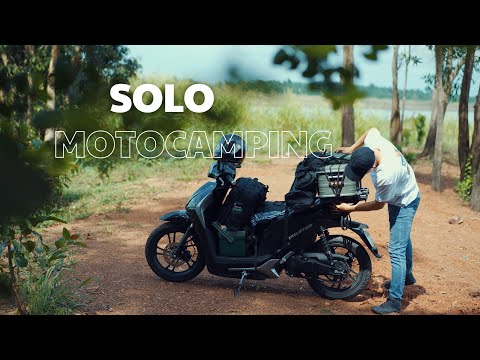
[344,147,375,182]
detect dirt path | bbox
[41,158,480,314]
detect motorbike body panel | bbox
[156,162,379,280]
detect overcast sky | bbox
[128,45,480,96]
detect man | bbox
[335,128,420,314]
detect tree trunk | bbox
[422,47,466,158]
[471,82,480,211]
[400,45,411,135]
[7,243,27,315]
[24,45,35,125]
[432,46,446,192]
[0,47,8,103]
[44,45,59,142]
[341,45,355,146]
[67,45,83,105]
[390,45,401,145]
[458,46,475,181]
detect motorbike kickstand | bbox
[234,271,249,297]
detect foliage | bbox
[19,227,89,315]
[413,114,426,144]
[0,45,139,313]
[422,45,479,101]
[454,156,473,202]
[272,45,389,109]
[404,152,417,164]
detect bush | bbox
[413,114,426,144]
[454,156,473,202]
[21,261,89,315]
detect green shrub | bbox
[413,114,426,144]
[404,151,417,164]
[20,262,89,315]
[454,156,473,202]
[403,128,412,147]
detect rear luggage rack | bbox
[316,163,369,204]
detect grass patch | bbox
[55,157,210,222]
[20,264,90,315]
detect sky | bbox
[128,45,480,96]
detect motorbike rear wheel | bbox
[307,235,371,300]
[145,222,205,282]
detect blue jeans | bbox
[387,193,421,300]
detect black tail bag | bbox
[218,177,268,230]
[285,151,350,210]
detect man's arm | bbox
[334,128,376,154]
[335,200,386,212]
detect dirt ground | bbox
[9,158,480,315]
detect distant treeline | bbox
[226,80,475,102]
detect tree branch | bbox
[450,57,466,85]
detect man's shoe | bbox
[371,297,402,314]
[383,275,416,290]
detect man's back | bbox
[364,128,419,207]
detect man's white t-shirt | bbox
[364,128,419,207]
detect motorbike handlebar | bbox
[224,173,236,186]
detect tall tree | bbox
[24,45,35,125]
[341,45,355,146]
[458,46,475,181]
[432,45,447,192]
[401,45,411,124]
[422,47,466,157]
[390,45,401,144]
[0,46,9,104]
[44,45,59,142]
[471,81,480,211]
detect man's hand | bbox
[333,203,355,212]
[334,146,353,154]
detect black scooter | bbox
[145,137,381,300]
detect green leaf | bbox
[15,253,28,268]
[30,215,67,226]
[55,238,66,249]
[38,256,47,268]
[63,227,71,241]
[31,138,42,149]
[35,246,45,254]
[18,220,32,236]
[48,252,67,264]
[24,240,36,253]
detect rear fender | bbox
[349,221,382,259]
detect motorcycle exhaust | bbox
[285,254,343,277]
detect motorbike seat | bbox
[251,201,286,227]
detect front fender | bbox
[160,210,190,227]
[350,221,382,259]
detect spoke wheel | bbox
[307,235,371,300]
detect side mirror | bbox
[208,162,221,179]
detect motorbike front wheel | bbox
[145,222,205,282]
[307,235,372,300]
